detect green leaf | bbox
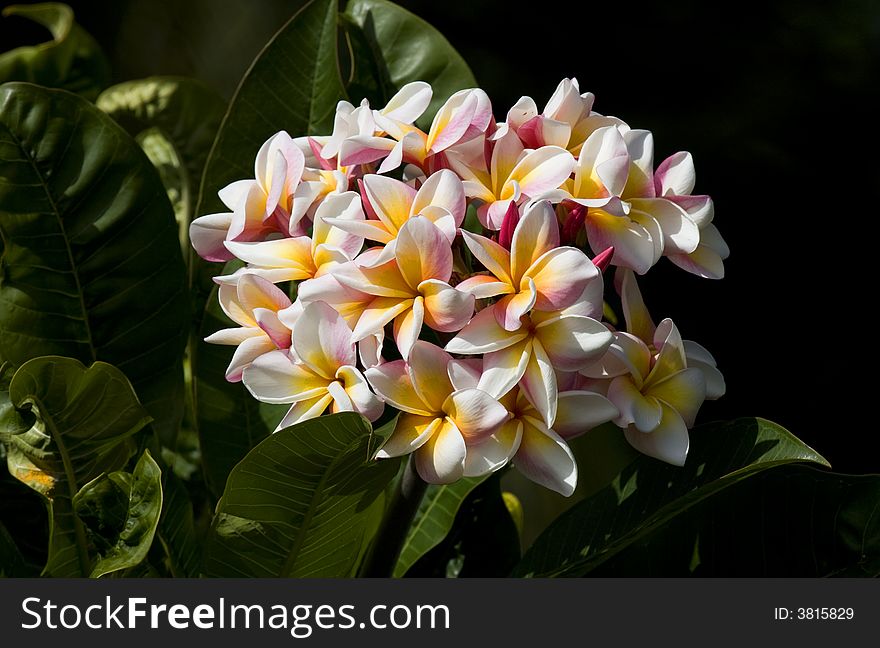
[196,0,345,220]
[0,3,110,100]
[74,449,163,578]
[405,473,520,577]
[4,356,151,576]
[344,0,478,127]
[393,475,487,577]
[155,470,202,577]
[96,77,227,252]
[203,413,399,577]
[594,465,880,577]
[0,82,189,446]
[512,417,830,577]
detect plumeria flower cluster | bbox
[191,78,728,495]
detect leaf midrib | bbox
[3,116,98,363]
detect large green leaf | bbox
[593,465,880,577]
[344,0,478,127]
[73,449,163,578]
[512,417,829,577]
[3,356,151,576]
[393,475,487,577]
[196,0,344,219]
[96,77,227,252]
[155,470,202,577]
[203,413,398,577]
[0,3,110,100]
[0,82,189,445]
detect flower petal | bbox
[292,301,356,379]
[380,81,432,124]
[225,237,315,279]
[365,360,432,416]
[646,367,706,428]
[508,146,576,198]
[464,419,522,477]
[456,274,512,299]
[225,335,275,382]
[630,197,699,255]
[276,393,335,431]
[445,305,527,355]
[623,404,690,466]
[336,365,384,422]
[514,420,577,496]
[510,200,560,284]
[242,350,329,403]
[411,169,466,228]
[394,216,453,290]
[311,191,365,258]
[392,298,424,360]
[479,337,532,399]
[190,212,233,262]
[654,151,695,196]
[376,413,442,459]
[533,313,614,371]
[527,246,597,312]
[518,338,557,427]
[585,209,658,275]
[351,296,413,341]
[362,173,416,236]
[447,358,482,391]
[618,269,656,343]
[442,388,509,442]
[553,390,619,439]
[460,230,513,285]
[415,419,467,483]
[607,375,662,432]
[419,279,475,332]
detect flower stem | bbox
[362,456,428,577]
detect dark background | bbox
[2,0,877,473]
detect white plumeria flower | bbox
[507,77,626,157]
[242,301,383,430]
[215,191,366,285]
[366,341,508,484]
[579,270,718,465]
[190,131,306,261]
[448,360,618,496]
[341,88,492,174]
[457,200,599,331]
[324,169,465,246]
[446,125,575,230]
[652,151,729,279]
[334,217,474,360]
[204,273,296,382]
[445,276,612,428]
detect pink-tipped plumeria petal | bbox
[292,301,357,380]
[442,388,509,443]
[242,350,329,403]
[395,216,453,290]
[392,297,424,361]
[190,212,234,261]
[351,296,413,342]
[478,338,532,400]
[445,305,528,355]
[415,419,467,484]
[619,269,656,343]
[407,340,454,412]
[622,129,655,198]
[419,279,475,332]
[585,210,659,275]
[515,421,577,496]
[224,237,315,280]
[455,274,512,299]
[654,151,695,196]
[624,404,690,466]
[447,358,483,391]
[339,136,396,168]
[527,246,597,312]
[464,419,522,477]
[510,201,561,284]
[630,198,699,255]
[460,231,513,285]
[225,335,276,383]
[365,360,433,416]
[508,145,576,199]
[377,414,442,459]
[337,365,384,422]
[411,169,466,229]
[518,338,557,427]
[380,81,432,124]
[311,191,365,259]
[576,126,630,199]
[553,391,619,439]
[253,308,291,349]
[362,173,417,236]
[533,313,613,371]
[494,278,537,331]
